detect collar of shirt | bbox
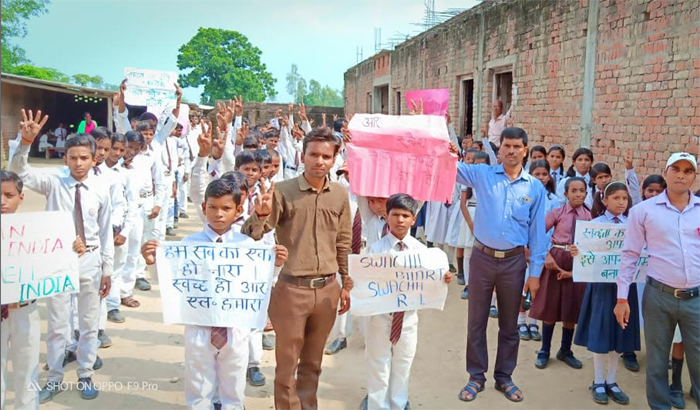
[654,189,700,212]
[563,202,588,216]
[493,164,531,183]
[602,210,627,223]
[203,224,233,242]
[386,232,420,250]
[298,174,331,192]
[574,170,591,182]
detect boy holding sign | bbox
[361,194,452,410]
[142,178,288,410]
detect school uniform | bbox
[162,137,180,231]
[424,185,460,245]
[180,226,255,410]
[278,119,302,180]
[176,135,192,216]
[10,144,114,383]
[556,171,592,208]
[365,233,424,410]
[529,203,590,323]
[446,187,476,281]
[1,301,40,410]
[575,212,641,354]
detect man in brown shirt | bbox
[242,127,353,410]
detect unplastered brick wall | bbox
[344,0,699,189]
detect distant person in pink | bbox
[77,112,97,134]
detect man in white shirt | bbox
[483,100,511,147]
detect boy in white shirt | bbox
[11,110,114,402]
[142,178,287,409]
[362,193,452,410]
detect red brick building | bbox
[344,0,699,185]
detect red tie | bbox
[74,183,86,244]
[389,241,406,344]
[613,216,621,224]
[381,218,390,237]
[351,210,362,254]
[211,237,228,349]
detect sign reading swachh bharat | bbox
[1,212,79,304]
[347,114,458,202]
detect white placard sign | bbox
[1,211,79,304]
[124,67,178,107]
[349,248,449,316]
[573,221,647,283]
[156,242,275,329]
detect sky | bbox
[16,0,479,104]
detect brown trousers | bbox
[269,278,341,410]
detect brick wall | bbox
[344,0,700,189]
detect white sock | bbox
[528,317,537,327]
[593,353,606,392]
[607,353,620,391]
[491,292,497,306]
[518,312,527,325]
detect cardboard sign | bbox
[349,248,449,316]
[347,114,458,202]
[404,88,450,115]
[124,67,178,107]
[1,212,79,304]
[573,221,647,283]
[156,242,275,329]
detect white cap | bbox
[666,152,697,171]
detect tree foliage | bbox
[71,74,104,88]
[177,28,277,105]
[285,65,343,107]
[1,0,50,69]
[286,64,307,103]
[8,64,69,82]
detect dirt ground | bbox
[3,159,693,410]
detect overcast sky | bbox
[16,0,479,103]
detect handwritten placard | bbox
[404,88,450,115]
[347,114,458,202]
[349,248,449,316]
[1,212,79,304]
[156,242,275,329]
[573,221,647,283]
[124,67,178,107]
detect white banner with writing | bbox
[349,248,449,316]
[156,242,275,329]
[124,67,178,107]
[573,221,648,283]
[1,211,79,304]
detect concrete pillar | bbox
[579,0,600,148]
[475,11,486,139]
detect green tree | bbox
[286,64,307,103]
[1,0,50,69]
[8,64,69,82]
[303,79,344,107]
[177,28,277,105]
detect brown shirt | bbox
[241,174,352,277]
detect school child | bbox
[163,125,184,237]
[530,177,590,370]
[235,151,263,216]
[253,149,273,183]
[101,133,139,326]
[142,179,288,410]
[424,184,460,273]
[361,194,453,410]
[556,147,594,204]
[524,145,547,171]
[588,163,613,209]
[547,145,566,187]
[446,149,477,287]
[573,181,638,405]
[10,110,114,402]
[174,124,192,220]
[262,129,280,151]
[268,148,284,183]
[122,127,166,301]
[519,160,565,341]
[0,170,83,410]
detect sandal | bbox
[495,381,524,403]
[458,381,484,402]
[121,297,140,308]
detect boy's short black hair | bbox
[263,129,280,140]
[386,193,419,216]
[111,133,126,146]
[254,149,273,165]
[175,123,184,130]
[1,170,23,193]
[65,134,96,156]
[333,118,346,133]
[136,121,155,132]
[221,171,249,194]
[125,130,145,147]
[565,176,587,192]
[474,151,490,165]
[242,136,259,149]
[268,148,280,159]
[303,127,342,156]
[499,127,528,146]
[90,126,112,141]
[139,112,158,124]
[204,179,242,205]
[235,151,260,169]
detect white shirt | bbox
[357,196,388,252]
[10,144,114,276]
[132,148,166,206]
[367,232,426,255]
[102,162,139,238]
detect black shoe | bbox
[622,352,639,372]
[590,382,608,404]
[670,388,686,409]
[535,350,550,369]
[247,366,266,386]
[63,350,77,367]
[518,324,530,340]
[556,349,583,369]
[529,324,542,341]
[457,274,466,285]
[179,212,189,219]
[605,383,629,405]
[213,402,222,410]
[93,355,103,370]
[449,264,457,273]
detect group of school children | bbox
[1,93,697,410]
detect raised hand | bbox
[211,126,226,160]
[409,99,424,115]
[255,179,275,217]
[333,114,338,122]
[233,95,244,116]
[279,115,289,128]
[197,119,213,157]
[19,109,49,145]
[274,108,282,119]
[236,122,250,146]
[174,83,183,103]
[624,148,634,170]
[288,103,294,114]
[298,103,308,122]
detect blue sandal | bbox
[458,381,484,402]
[496,381,524,402]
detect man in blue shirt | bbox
[456,127,546,403]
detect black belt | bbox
[285,164,297,171]
[86,245,99,253]
[279,274,335,289]
[473,239,524,259]
[9,300,37,309]
[647,277,699,300]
